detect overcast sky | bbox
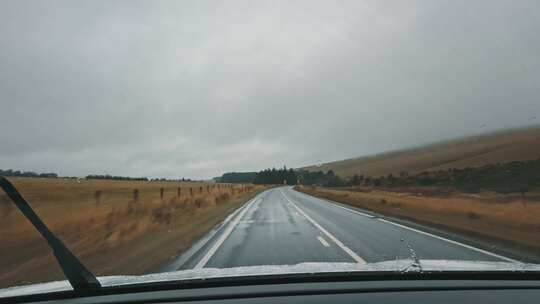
[1,0,539,179]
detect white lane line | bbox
[281,190,366,264]
[293,190,374,218]
[291,188,520,263]
[325,201,374,218]
[376,218,520,263]
[194,197,260,269]
[168,193,258,271]
[317,236,330,247]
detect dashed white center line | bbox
[281,189,366,264]
[317,236,330,247]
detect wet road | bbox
[172,187,516,270]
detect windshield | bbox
[1,0,540,298]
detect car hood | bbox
[2,259,540,298]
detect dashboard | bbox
[6,279,540,304]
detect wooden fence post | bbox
[177,187,181,197]
[94,190,102,206]
[160,188,164,199]
[133,189,139,202]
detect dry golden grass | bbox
[303,126,540,178]
[0,177,265,288]
[296,186,540,257]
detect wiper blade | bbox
[0,177,101,291]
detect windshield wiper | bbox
[0,177,101,291]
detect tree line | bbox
[0,169,192,182]
[296,169,347,187]
[0,169,58,178]
[217,168,348,186]
[344,158,540,194]
[215,172,257,183]
[86,174,149,181]
[86,175,192,182]
[253,167,298,185]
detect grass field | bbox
[303,126,540,179]
[296,185,540,261]
[0,177,265,288]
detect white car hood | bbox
[1,259,539,298]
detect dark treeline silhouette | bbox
[0,168,192,182]
[150,177,192,182]
[216,172,257,183]
[86,174,149,181]
[0,169,58,178]
[253,167,297,185]
[296,169,347,187]
[218,168,347,186]
[86,175,192,182]
[345,158,540,194]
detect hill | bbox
[303,126,540,179]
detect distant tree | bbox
[0,169,58,178]
[285,168,297,185]
[39,173,58,178]
[364,177,371,186]
[253,167,297,185]
[86,174,149,181]
[219,172,257,183]
[351,174,361,186]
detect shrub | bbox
[467,212,482,220]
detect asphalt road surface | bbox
[172,187,517,270]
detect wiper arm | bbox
[0,177,101,291]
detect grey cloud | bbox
[1,0,539,179]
